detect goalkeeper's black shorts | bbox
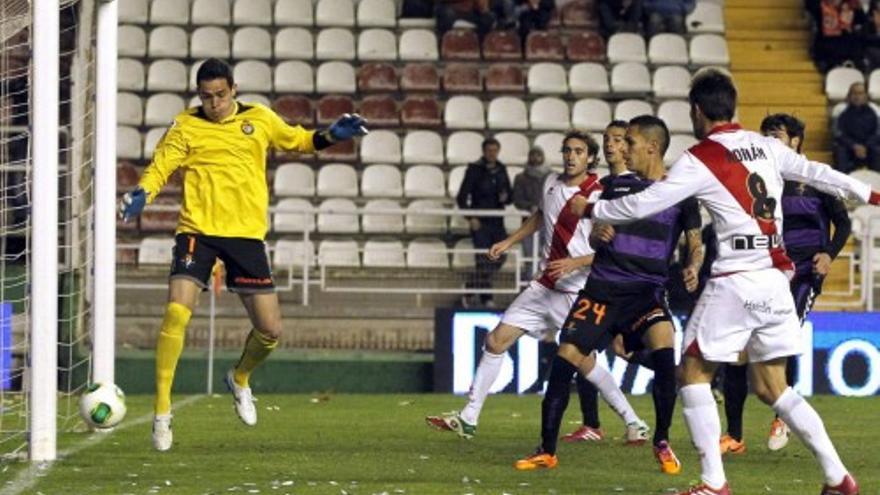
[169,233,274,293]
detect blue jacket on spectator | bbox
[642,0,695,16]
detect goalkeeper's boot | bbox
[624,419,650,445]
[424,411,476,439]
[514,448,558,470]
[653,440,682,475]
[152,414,173,452]
[767,417,790,451]
[675,482,731,495]
[560,425,604,442]
[224,369,257,426]
[820,474,859,495]
[719,434,747,455]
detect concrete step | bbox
[726,30,810,42]
[727,40,810,53]
[727,0,803,8]
[738,89,826,106]
[729,47,812,63]
[725,9,810,31]
[731,59,817,71]
[734,71,823,84]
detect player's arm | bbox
[814,193,853,276]
[774,142,880,205]
[681,198,704,292]
[546,254,595,279]
[269,110,367,153]
[487,210,542,260]
[119,123,187,222]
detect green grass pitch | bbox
[2,394,877,494]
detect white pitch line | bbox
[0,395,204,495]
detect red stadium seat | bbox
[561,0,597,28]
[357,62,399,92]
[485,64,525,93]
[273,95,314,126]
[400,63,440,92]
[359,95,399,127]
[317,95,355,125]
[441,30,480,60]
[117,161,140,190]
[401,96,442,128]
[140,196,180,233]
[442,63,482,93]
[317,139,357,161]
[525,31,564,61]
[566,31,605,62]
[482,31,521,60]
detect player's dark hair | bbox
[606,120,628,131]
[760,113,806,153]
[196,58,235,87]
[482,137,500,149]
[629,115,670,155]
[689,68,737,122]
[563,129,599,160]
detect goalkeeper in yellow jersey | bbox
[118,58,368,451]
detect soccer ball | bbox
[79,382,127,429]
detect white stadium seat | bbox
[273,198,315,232]
[533,132,565,167]
[274,163,315,197]
[614,99,653,122]
[447,165,467,198]
[144,93,185,127]
[403,130,444,164]
[407,238,449,269]
[150,0,189,25]
[191,0,231,25]
[360,130,402,163]
[316,28,356,60]
[406,199,447,234]
[233,60,272,92]
[275,0,314,26]
[405,165,446,198]
[233,0,272,25]
[653,65,691,99]
[316,61,356,93]
[191,27,231,59]
[318,239,360,267]
[358,29,397,61]
[689,34,729,66]
[487,96,529,130]
[611,62,651,94]
[446,131,483,164]
[444,96,485,130]
[452,238,475,269]
[648,33,689,65]
[119,0,148,24]
[118,25,146,57]
[657,100,692,134]
[361,164,403,198]
[569,62,609,95]
[318,198,359,233]
[138,237,175,265]
[147,59,188,92]
[317,164,359,197]
[607,32,647,64]
[275,61,314,93]
[358,0,397,27]
[826,67,865,101]
[143,128,168,159]
[398,29,439,61]
[496,132,530,166]
[238,93,271,106]
[869,69,880,100]
[528,63,568,95]
[362,199,404,233]
[275,28,314,60]
[233,27,272,60]
[665,134,698,165]
[117,126,142,160]
[316,0,355,27]
[117,58,145,91]
[117,92,143,126]
[273,240,316,270]
[687,2,725,34]
[363,239,406,268]
[530,97,570,131]
[572,98,612,131]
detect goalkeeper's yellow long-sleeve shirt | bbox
[138,102,315,240]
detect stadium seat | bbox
[404,165,446,198]
[117,126,142,160]
[441,30,481,60]
[447,165,467,197]
[487,96,529,130]
[443,64,482,93]
[610,62,651,94]
[316,61,357,93]
[406,199,447,234]
[571,98,612,131]
[317,164,358,197]
[191,0,231,25]
[191,27,230,59]
[502,203,525,234]
[361,130,402,163]
[561,0,597,27]
[362,199,404,233]
[230,60,271,92]
[119,0,148,24]
[140,196,180,232]
[233,0,272,25]
[489,133,525,168]
[648,33,688,66]
[401,97,442,128]
[485,64,525,93]
[357,0,396,27]
[117,160,140,189]
[446,131,483,164]
[657,100,691,133]
[317,140,357,162]
[614,99,653,121]
[275,0,314,26]
[273,95,314,125]
[607,33,647,64]
[118,25,146,57]
[444,96,485,129]
[149,26,189,58]
[826,67,865,101]
[318,239,360,267]
[363,239,406,268]
[403,130,444,164]
[118,92,143,126]
[275,28,313,60]
[401,63,439,92]
[316,0,355,27]
[500,242,525,272]
[317,198,359,233]
[273,239,316,270]
[239,93,271,106]
[117,58,145,91]
[407,238,449,269]
[566,31,605,62]
[316,28,356,60]
[362,164,403,198]
[274,163,315,197]
[317,95,355,125]
[148,59,188,92]
[144,93,185,127]
[142,127,167,159]
[569,62,609,95]
[274,198,316,232]
[232,27,272,60]
[533,132,565,166]
[358,63,399,92]
[530,97,570,131]
[150,0,189,25]
[525,31,564,61]
[451,238,475,269]
[665,134,697,165]
[689,34,729,66]
[275,60,314,93]
[528,63,568,95]
[653,65,691,99]
[360,95,399,127]
[483,31,522,60]
[870,69,880,100]
[138,237,175,265]
[399,29,439,61]
[358,29,397,61]
[687,1,725,34]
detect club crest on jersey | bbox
[725,145,767,163]
[241,120,254,135]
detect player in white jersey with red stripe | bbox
[583,69,875,495]
[426,130,649,444]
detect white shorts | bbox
[684,268,801,363]
[500,281,577,339]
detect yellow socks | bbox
[233,329,278,388]
[154,302,192,415]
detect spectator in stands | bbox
[435,0,496,38]
[517,0,555,42]
[833,82,880,173]
[862,0,880,70]
[812,0,867,72]
[513,146,552,277]
[401,0,434,18]
[643,0,694,37]
[457,137,513,307]
[598,0,643,39]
